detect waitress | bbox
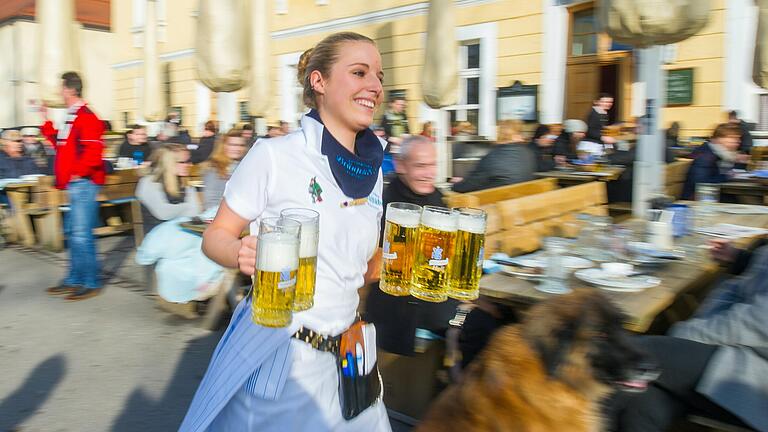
[180,32,392,431]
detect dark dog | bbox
[417,289,658,432]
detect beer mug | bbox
[380,202,422,296]
[410,206,458,303]
[252,217,301,328]
[448,208,487,301]
[281,208,320,311]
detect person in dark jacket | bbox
[190,120,217,164]
[528,124,557,172]
[585,93,617,149]
[682,123,741,200]
[451,119,535,193]
[0,130,42,179]
[117,124,152,165]
[728,110,753,155]
[364,135,459,356]
[20,127,50,171]
[554,119,587,163]
[665,121,680,163]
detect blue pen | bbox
[346,352,355,379]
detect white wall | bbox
[0,25,15,128]
[725,0,766,123]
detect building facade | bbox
[0,0,113,129]
[109,0,766,140]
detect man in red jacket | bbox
[41,71,105,301]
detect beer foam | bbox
[386,206,421,228]
[420,209,458,232]
[257,232,299,272]
[298,225,319,258]
[458,214,486,234]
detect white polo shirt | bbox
[224,114,384,336]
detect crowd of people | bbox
[1,33,767,432]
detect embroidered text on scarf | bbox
[307,110,383,199]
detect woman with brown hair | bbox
[451,119,536,193]
[202,128,247,210]
[190,120,218,163]
[181,31,392,431]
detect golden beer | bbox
[252,220,301,328]
[448,208,487,300]
[380,203,422,296]
[281,208,320,311]
[410,206,458,303]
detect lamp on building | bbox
[36,0,82,109]
[421,0,459,181]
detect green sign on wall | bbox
[666,68,694,106]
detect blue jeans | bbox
[63,179,101,289]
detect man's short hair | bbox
[728,110,739,120]
[598,92,613,100]
[127,124,145,134]
[398,135,433,161]
[242,123,253,131]
[61,71,83,97]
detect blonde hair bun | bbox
[297,48,314,85]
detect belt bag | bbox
[293,321,381,420]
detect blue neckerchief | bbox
[307,109,383,199]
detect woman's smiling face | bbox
[314,41,384,132]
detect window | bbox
[239,101,250,122]
[447,42,481,134]
[571,9,597,56]
[281,52,309,128]
[122,112,130,129]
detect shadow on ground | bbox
[110,331,222,432]
[0,355,67,431]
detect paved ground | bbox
[0,236,412,432]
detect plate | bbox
[20,174,45,181]
[574,268,660,292]
[499,265,545,280]
[504,255,593,270]
[717,205,768,215]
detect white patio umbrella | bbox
[36,0,81,108]
[754,0,768,89]
[143,0,165,123]
[248,0,270,119]
[598,0,710,216]
[421,0,458,109]
[195,0,248,93]
[421,0,459,181]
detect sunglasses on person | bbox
[177,159,192,165]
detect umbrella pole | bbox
[436,109,451,181]
[633,45,666,217]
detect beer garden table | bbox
[534,166,625,187]
[479,203,768,333]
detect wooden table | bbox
[720,179,768,205]
[534,166,625,187]
[479,204,768,333]
[4,178,61,249]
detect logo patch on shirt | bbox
[308,177,323,203]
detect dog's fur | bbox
[417,290,648,432]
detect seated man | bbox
[0,130,42,179]
[364,135,459,355]
[451,120,535,193]
[117,124,152,165]
[608,240,768,432]
[20,127,50,171]
[682,123,741,200]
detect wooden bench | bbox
[482,181,608,257]
[443,178,558,208]
[666,158,693,200]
